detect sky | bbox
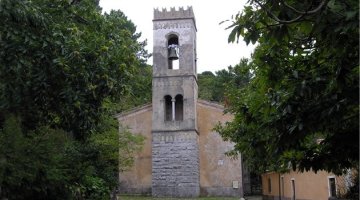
[99,0,255,73]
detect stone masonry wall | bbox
[152,131,200,197]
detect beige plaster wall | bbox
[117,100,244,197]
[262,172,280,198]
[262,170,344,200]
[197,100,243,196]
[117,105,153,194]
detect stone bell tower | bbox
[151,7,199,197]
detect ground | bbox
[119,195,262,200]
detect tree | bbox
[0,0,147,199]
[216,0,358,174]
[0,0,149,140]
[198,60,251,103]
[198,71,216,101]
[0,116,72,199]
[112,64,152,112]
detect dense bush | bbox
[0,0,147,199]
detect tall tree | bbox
[217,0,358,174]
[198,59,251,103]
[0,0,148,140]
[198,71,216,101]
[0,0,147,199]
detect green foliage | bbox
[217,0,359,174]
[198,59,251,103]
[0,115,71,199]
[198,71,216,101]
[112,64,152,112]
[344,170,359,200]
[0,115,144,199]
[118,126,145,172]
[0,0,147,199]
[0,0,149,140]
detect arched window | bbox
[164,95,172,121]
[167,34,179,70]
[175,94,183,121]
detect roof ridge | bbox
[197,99,225,110]
[115,103,152,119]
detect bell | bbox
[168,46,179,60]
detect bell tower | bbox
[151,7,199,197]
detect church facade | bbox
[116,7,246,198]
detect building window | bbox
[164,95,172,121]
[291,179,296,200]
[167,34,179,70]
[175,94,183,121]
[328,176,336,197]
[268,178,271,193]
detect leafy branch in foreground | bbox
[217,0,358,174]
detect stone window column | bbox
[171,98,176,121]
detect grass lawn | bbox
[119,195,241,200]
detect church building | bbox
[116,7,246,198]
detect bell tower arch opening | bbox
[167,34,179,70]
[175,94,183,121]
[164,95,173,121]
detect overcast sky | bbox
[99,0,255,73]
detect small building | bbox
[116,7,248,198]
[261,170,353,200]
